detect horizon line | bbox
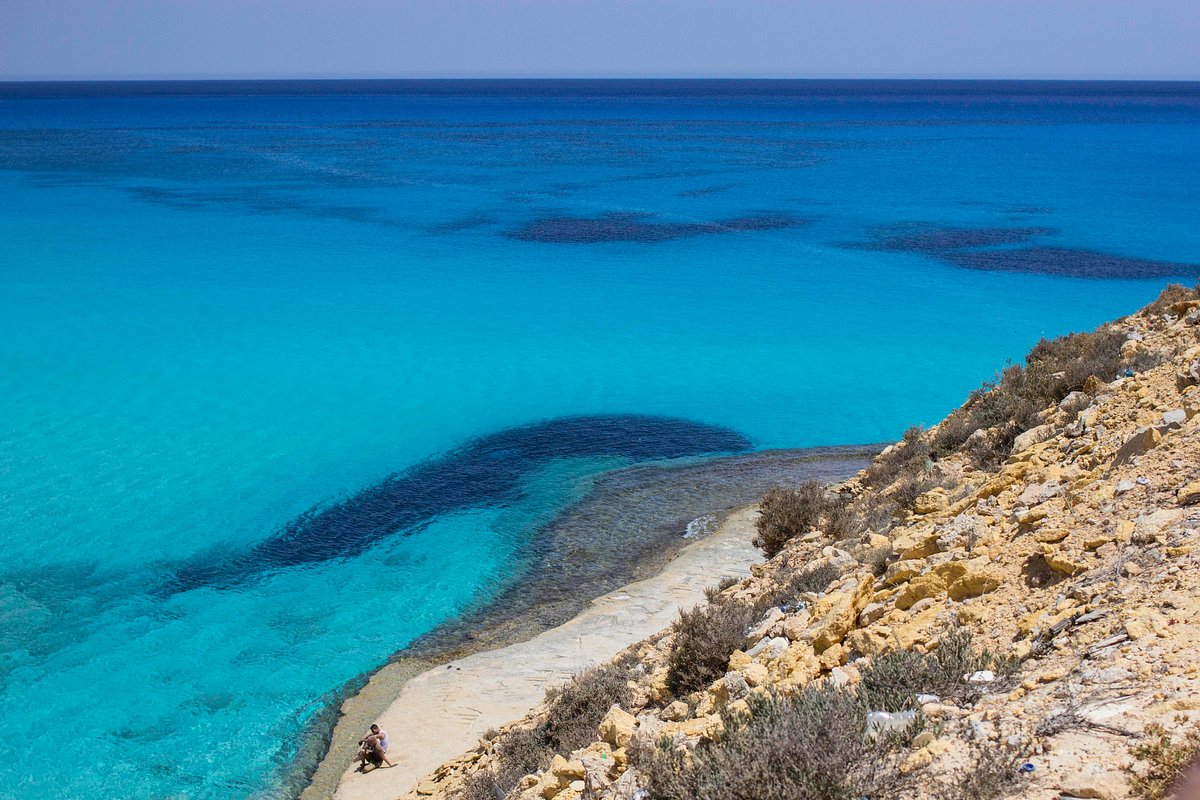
[4,74,1200,84]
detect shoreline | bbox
[321,505,764,800]
[296,446,877,799]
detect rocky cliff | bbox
[404,285,1200,800]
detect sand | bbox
[320,505,762,800]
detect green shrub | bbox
[666,599,758,697]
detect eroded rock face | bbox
[401,290,1200,800]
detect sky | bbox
[1,0,1198,81]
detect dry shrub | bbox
[754,482,856,558]
[457,770,501,800]
[490,726,553,797]
[475,660,635,797]
[666,599,758,697]
[543,661,634,754]
[634,684,917,800]
[1143,282,1198,318]
[863,426,930,490]
[857,631,1015,712]
[1128,718,1200,800]
[769,562,844,606]
[931,326,1126,467]
[861,545,893,578]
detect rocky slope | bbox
[402,286,1200,800]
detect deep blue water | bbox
[1,80,1198,799]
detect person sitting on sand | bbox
[357,723,393,770]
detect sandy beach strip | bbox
[311,505,762,800]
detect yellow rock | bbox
[884,559,925,585]
[913,488,949,515]
[894,573,947,610]
[845,626,892,657]
[1041,545,1087,575]
[741,662,769,687]
[1084,534,1114,551]
[727,650,751,671]
[1034,528,1070,543]
[957,604,984,625]
[597,707,636,749]
[1116,520,1136,542]
[900,738,952,773]
[947,566,1002,600]
[817,643,846,669]
[896,532,941,561]
[808,577,874,653]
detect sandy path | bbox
[329,506,761,800]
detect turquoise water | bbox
[1,80,1198,799]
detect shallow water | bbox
[1,80,1198,799]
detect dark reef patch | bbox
[166,415,751,593]
[849,222,1056,254]
[946,246,1200,280]
[507,211,807,244]
[842,221,1198,280]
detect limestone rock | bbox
[661,701,688,722]
[1041,545,1087,576]
[946,566,1002,600]
[884,559,925,585]
[1058,764,1128,799]
[1012,423,1055,454]
[1113,426,1161,465]
[598,707,636,749]
[894,572,947,610]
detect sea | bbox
[1,80,1198,799]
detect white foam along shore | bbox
[317,506,763,800]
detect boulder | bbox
[1012,424,1055,454]
[598,707,636,749]
[1058,764,1128,799]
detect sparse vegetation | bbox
[470,659,635,797]
[665,598,758,697]
[754,482,857,558]
[768,562,844,606]
[863,426,930,489]
[1143,282,1198,319]
[929,325,1127,467]
[857,631,1016,711]
[634,684,911,800]
[1127,718,1200,800]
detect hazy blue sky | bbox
[2,0,1198,80]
